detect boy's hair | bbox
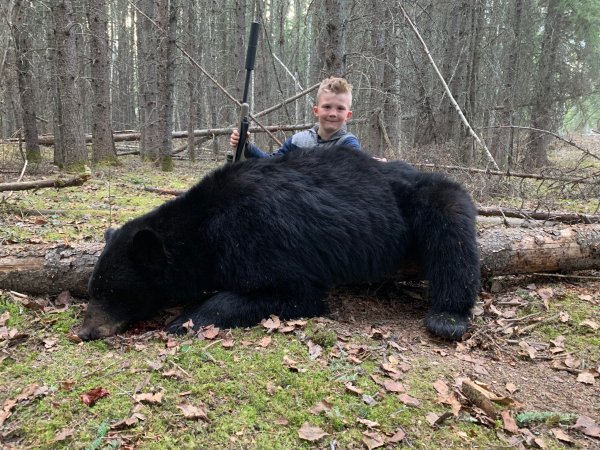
[316,77,353,106]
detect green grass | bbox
[0,293,510,449]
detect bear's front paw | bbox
[165,316,200,334]
[425,313,469,340]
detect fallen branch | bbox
[1,224,599,297]
[477,206,600,224]
[412,163,599,185]
[5,124,315,147]
[0,173,91,192]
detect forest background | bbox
[1,0,599,173]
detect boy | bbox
[230,77,361,158]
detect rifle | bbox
[233,22,261,163]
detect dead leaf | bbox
[262,315,281,331]
[55,291,74,306]
[53,428,75,442]
[580,319,599,331]
[572,415,600,438]
[362,430,385,449]
[362,394,377,405]
[274,417,289,425]
[201,325,219,340]
[369,327,390,340]
[551,428,576,444]
[550,335,565,349]
[345,382,363,395]
[162,369,183,379]
[397,394,420,407]
[298,422,328,441]
[519,340,537,359]
[576,370,597,385]
[80,387,110,406]
[181,319,194,332]
[564,354,581,369]
[307,340,322,360]
[559,311,570,323]
[0,311,9,326]
[501,410,519,434]
[357,417,380,428]
[383,380,405,393]
[505,382,518,394]
[388,427,406,443]
[432,379,449,396]
[0,399,17,427]
[259,336,272,348]
[283,355,306,372]
[178,403,209,421]
[222,337,234,348]
[425,411,453,427]
[310,400,333,415]
[110,413,146,429]
[134,391,163,404]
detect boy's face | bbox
[313,91,353,137]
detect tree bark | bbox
[86,0,117,165]
[51,0,87,170]
[1,224,599,297]
[316,0,347,77]
[12,0,42,164]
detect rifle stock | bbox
[233,22,260,163]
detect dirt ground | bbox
[328,279,600,422]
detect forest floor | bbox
[0,143,599,449]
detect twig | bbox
[143,186,183,196]
[531,273,600,281]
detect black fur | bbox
[79,147,480,340]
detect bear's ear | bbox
[129,229,167,273]
[104,228,117,243]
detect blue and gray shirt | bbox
[245,124,361,158]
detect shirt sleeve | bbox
[343,135,361,151]
[245,142,269,158]
[246,138,295,158]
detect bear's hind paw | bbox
[425,313,469,340]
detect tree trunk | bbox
[51,0,87,171]
[86,0,117,165]
[366,0,386,157]
[186,0,198,161]
[316,0,347,77]
[136,0,159,161]
[526,0,562,169]
[1,225,599,297]
[12,0,42,164]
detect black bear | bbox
[78,147,480,341]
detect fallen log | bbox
[0,224,598,297]
[0,173,91,192]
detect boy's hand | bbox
[229,129,251,148]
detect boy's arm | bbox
[245,142,269,158]
[246,137,295,158]
[344,135,361,151]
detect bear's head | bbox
[78,227,170,340]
